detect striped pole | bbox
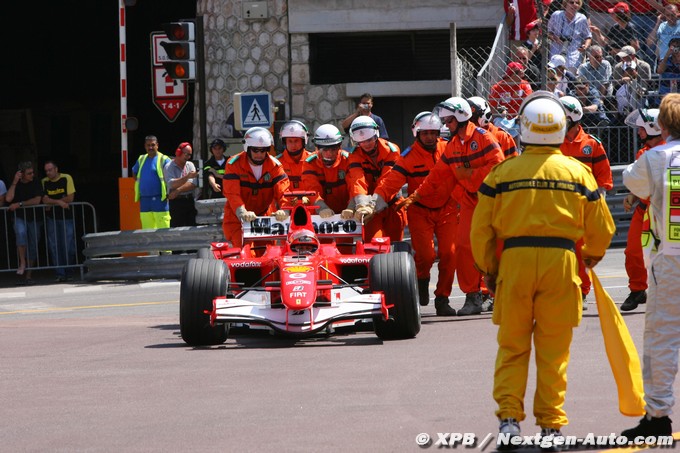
[119,0,129,178]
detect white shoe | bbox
[497,418,521,450]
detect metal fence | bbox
[459,0,675,165]
[0,202,98,279]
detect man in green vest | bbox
[132,135,172,229]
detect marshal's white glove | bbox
[235,206,256,222]
[341,209,354,220]
[273,209,289,221]
[319,208,335,218]
[354,205,374,221]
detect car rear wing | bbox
[243,214,362,241]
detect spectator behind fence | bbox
[0,178,6,206]
[41,160,76,282]
[505,0,553,47]
[548,54,577,95]
[5,161,43,284]
[616,61,648,118]
[613,45,653,91]
[569,77,611,126]
[655,37,680,100]
[648,5,680,63]
[524,19,546,70]
[590,2,642,59]
[547,68,566,96]
[488,62,534,117]
[514,45,541,90]
[548,0,592,71]
[132,135,172,229]
[341,93,389,140]
[164,142,199,227]
[577,45,613,96]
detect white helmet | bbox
[411,112,443,137]
[280,120,309,145]
[467,96,493,127]
[625,108,662,137]
[559,96,584,122]
[349,115,379,143]
[243,127,273,150]
[519,91,567,146]
[313,124,343,147]
[434,97,472,122]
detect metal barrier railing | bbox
[0,202,98,279]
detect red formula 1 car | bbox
[179,197,420,346]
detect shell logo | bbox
[284,265,312,273]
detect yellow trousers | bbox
[140,211,170,229]
[493,247,582,429]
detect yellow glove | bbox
[273,209,289,221]
[341,209,354,220]
[319,208,335,218]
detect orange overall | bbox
[347,138,407,241]
[416,122,504,294]
[375,139,458,298]
[221,152,290,248]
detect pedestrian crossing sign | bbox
[234,91,272,130]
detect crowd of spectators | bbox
[499,0,680,129]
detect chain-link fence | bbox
[457,0,679,165]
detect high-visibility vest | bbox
[134,153,168,202]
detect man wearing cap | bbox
[548,54,577,96]
[577,45,613,97]
[613,45,652,91]
[488,61,534,117]
[203,139,227,199]
[590,2,641,56]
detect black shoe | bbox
[458,291,482,316]
[621,414,672,439]
[434,296,456,316]
[582,293,588,311]
[621,290,647,312]
[418,278,430,306]
[481,293,494,312]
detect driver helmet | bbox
[288,229,320,255]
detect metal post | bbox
[450,23,459,96]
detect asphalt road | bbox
[1,247,678,452]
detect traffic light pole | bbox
[196,15,208,162]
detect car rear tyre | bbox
[370,252,421,340]
[180,258,229,346]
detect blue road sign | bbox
[234,92,272,130]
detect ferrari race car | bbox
[179,197,420,346]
